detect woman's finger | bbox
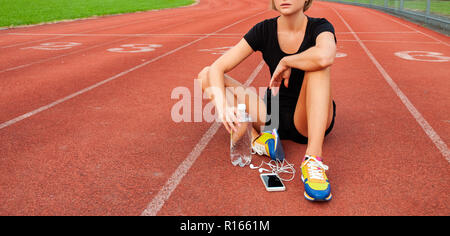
[233,107,242,127]
[271,72,280,84]
[269,76,279,89]
[232,111,240,131]
[226,109,238,132]
[223,121,231,134]
[271,86,280,96]
[270,79,281,96]
[228,119,237,133]
[222,114,231,133]
[283,77,290,88]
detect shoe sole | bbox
[304,191,332,201]
[301,175,332,202]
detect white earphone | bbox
[249,164,271,173]
[250,159,296,181]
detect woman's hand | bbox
[269,58,291,96]
[217,103,240,134]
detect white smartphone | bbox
[260,173,285,192]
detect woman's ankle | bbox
[304,148,323,159]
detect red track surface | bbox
[0,0,449,216]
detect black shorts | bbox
[263,88,336,144]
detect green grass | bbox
[0,0,195,27]
[403,0,450,16]
[328,0,450,17]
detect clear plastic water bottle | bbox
[230,104,252,167]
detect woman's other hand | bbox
[269,58,291,96]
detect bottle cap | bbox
[237,104,246,111]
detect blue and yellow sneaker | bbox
[301,155,332,201]
[251,128,285,161]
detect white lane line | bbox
[336,31,418,34]
[0,2,212,49]
[0,10,269,130]
[364,7,450,47]
[338,39,440,44]
[1,12,241,74]
[140,60,265,216]
[140,122,221,216]
[0,38,125,74]
[7,31,421,37]
[3,33,242,41]
[1,19,159,49]
[331,7,450,162]
[7,33,245,37]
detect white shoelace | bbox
[302,156,329,181]
[251,142,265,155]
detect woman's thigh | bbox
[222,74,267,133]
[292,68,334,138]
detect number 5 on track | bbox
[107,44,162,53]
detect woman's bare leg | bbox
[197,66,267,140]
[293,67,334,157]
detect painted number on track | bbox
[22,42,82,50]
[199,47,233,55]
[336,52,347,58]
[199,47,349,58]
[394,51,450,62]
[107,44,162,53]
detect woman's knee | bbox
[304,66,330,80]
[197,66,211,91]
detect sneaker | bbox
[300,155,332,201]
[251,128,285,161]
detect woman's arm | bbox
[269,32,336,94]
[207,38,254,131]
[283,32,337,71]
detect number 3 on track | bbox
[107,44,162,53]
[22,42,82,50]
[394,51,450,62]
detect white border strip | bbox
[330,7,450,162]
[140,60,265,216]
[365,7,450,47]
[0,0,201,31]
[6,31,421,37]
[0,10,269,130]
[0,0,201,49]
[338,39,440,44]
[1,14,231,73]
[6,33,245,37]
[336,31,418,34]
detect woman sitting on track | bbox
[197,0,337,201]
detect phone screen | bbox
[261,174,284,188]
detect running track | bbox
[0,0,449,216]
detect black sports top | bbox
[243,15,336,108]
